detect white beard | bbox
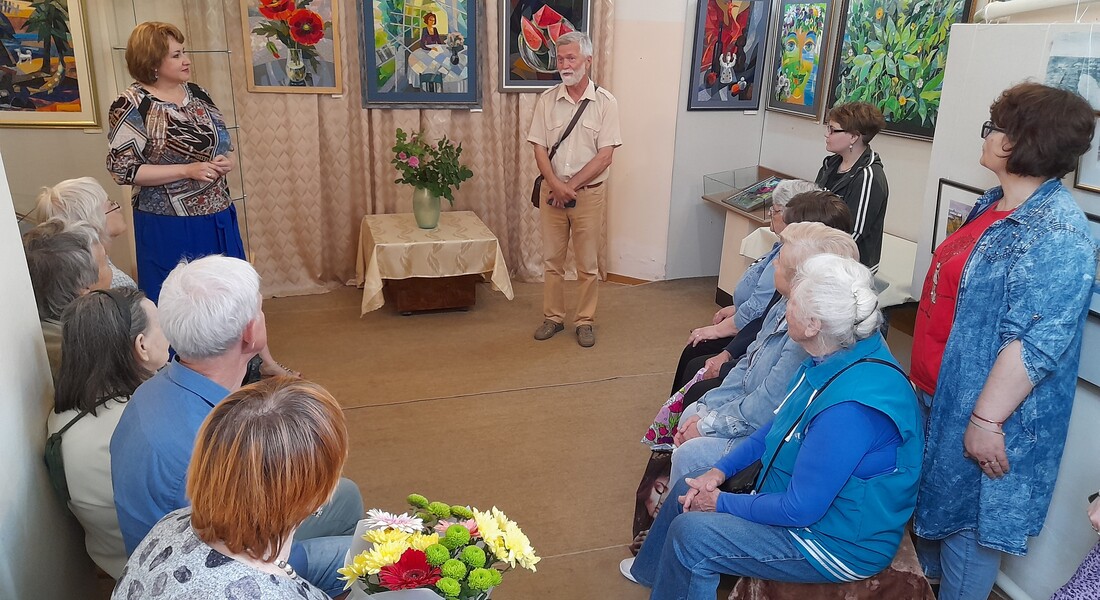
[560,64,587,86]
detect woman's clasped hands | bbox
[186,154,235,183]
[679,467,726,513]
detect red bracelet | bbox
[971,412,1004,426]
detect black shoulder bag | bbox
[720,357,908,494]
[531,92,595,208]
[44,408,93,505]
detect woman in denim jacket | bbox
[912,83,1099,600]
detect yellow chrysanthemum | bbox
[410,532,440,551]
[337,552,373,589]
[503,521,540,571]
[365,527,412,546]
[473,508,509,563]
[360,540,410,574]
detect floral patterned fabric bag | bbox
[642,367,707,451]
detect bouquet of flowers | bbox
[251,0,330,71]
[444,32,465,52]
[392,129,474,206]
[339,494,539,599]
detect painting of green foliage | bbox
[828,0,972,139]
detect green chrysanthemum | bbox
[428,502,453,520]
[460,545,487,569]
[450,505,474,519]
[407,493,429,508]
[489,568,502,586]
[467,567,496,591]
[436,576,462,597]
[425,543,451,567]
[415,510,434,522]
[441,524,472,550]
[441,558,468,580]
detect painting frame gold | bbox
[0,0,98,128]
[241,0,344,95]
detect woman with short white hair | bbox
[625,254,923,597]
[35,177,134,289]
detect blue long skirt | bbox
[133,205,246,303]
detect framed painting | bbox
[1087,214,1100,318]
[687,0,773,111]
[766,0,833,119]
[1045,32,1100,112]
[242,0,343,94]
[931,178,984,252]
[828,0,974,140]
[1075,114,1100,194]
[0,0,97,127]
[499,0,590,92]
[359,0,480,107]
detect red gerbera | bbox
[258,0,294,20]
[378,549,442,591]
[288,9,325,46]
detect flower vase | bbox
[449,46,461,65]
[286,47,308,86]
[412,187,441,229]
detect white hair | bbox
[779,221,859,268]
[158,255,261,360]
[556,31,593,58]
[791,253,882,349]
[35,177,110,239]
[772,179,822,208]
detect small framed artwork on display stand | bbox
[1075,114,1100,194]
[499,0,591,92]
[931,178,985,252]
[766,0,834,120]
[686,0,773,111]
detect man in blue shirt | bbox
[111,255,362,596]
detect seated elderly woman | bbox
[624,253,923,597]
[670,179,821,394]
[46,287,169,578]
[23,219,112,383]
[674,191,854,407]
[669,220,859,485]
[113,377,347,599]
[35,177,135,289]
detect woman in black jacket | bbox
[815,102,889,272]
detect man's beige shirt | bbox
[527,80,622,185]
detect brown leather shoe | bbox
[533,319,565,340]
[576,324,595,347]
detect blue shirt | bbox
[731,243,780,330]
[110,360,228,554]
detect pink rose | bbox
[408,156,420,168]
[398,152,407,159]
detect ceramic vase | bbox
[286,47,307,86]
[412,187,441,229]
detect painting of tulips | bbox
[828,0,973,139]
[241,0,343,94]
[500,0,590,92]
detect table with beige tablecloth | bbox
[354,211,514,315]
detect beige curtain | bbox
[184,0,615,297]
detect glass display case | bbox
[702,165,792,223]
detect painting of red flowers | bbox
[377,549,442,591]
[242,0,343,93]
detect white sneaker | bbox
[619,557,639,583]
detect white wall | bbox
[0,153,98,598]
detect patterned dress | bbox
[1051,542,1100,600]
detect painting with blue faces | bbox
[767,0,833,119]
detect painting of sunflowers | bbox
[242,0,343,94]
[828,0,973,139]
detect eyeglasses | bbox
[825,125,848,135]
[106,201,122,214]
[980,120,1005,139]
[769,204,785,215]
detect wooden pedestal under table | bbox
[354,211,514,315]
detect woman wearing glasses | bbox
[912,83,1097,600]
[815,102,888,272]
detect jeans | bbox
[631,472,828,599]
[670,434,738,485]
[914,530,1002,600]
[289,478,364,596]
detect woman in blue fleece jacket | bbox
[624,254,923,598]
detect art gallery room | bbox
[5,0,1100,598]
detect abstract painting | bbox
[687,0,772,111]
[766,0,833,119]
[360,0,479,107]
[0,0,97,127]
[829,0,973,139]
[500,0,590,92]
[242,0,343,94]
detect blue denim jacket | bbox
[732,243,780,330]
[696,296,809,438]
[914,179,1098,555]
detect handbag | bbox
[531,90,596,208]
[718,357,908,495]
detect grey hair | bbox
[158,255,261,360]
[22,219,100,320]
[772,179,822,208]
[34,177,110,239]
[556,31,593,58]
[779,221,859,268]
[791,253,882,349]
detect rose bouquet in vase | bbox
[339,494,539,599]
[393,129,474,229]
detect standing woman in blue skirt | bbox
[107,22,296,378]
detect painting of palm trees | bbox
[0,0,97,127]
